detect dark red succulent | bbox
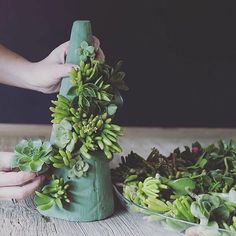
[192,146,200,154]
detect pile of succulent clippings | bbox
[112,140,236,235]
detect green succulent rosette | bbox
[13,139,52,173]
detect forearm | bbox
[0,44,32,89]
[0,37,103,93]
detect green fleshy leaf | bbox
[55,198,63,209]
[30,160,43,172]
[80,41,88,49]
[87,46,95,54]
[37,200,54,211]
[60,119,72,130]
[52,122,72,149]
[67,86,78,96]
[13,139,52,173]
[32,139,42,149]
[35,192,54,205]
[80,55,87,61]
[19,163,31,172]
[107,104,118,116]
[81,97,90,108]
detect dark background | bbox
[0,0,236,127]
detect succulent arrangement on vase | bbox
[12,20,128,221]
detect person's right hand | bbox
[0,152,45,200]
[28,36,105,94]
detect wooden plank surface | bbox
[1,124,236,236]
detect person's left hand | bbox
[28,36,105,94]
[0,152,45,200]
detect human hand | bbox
[28,36,105,93]
[0,152,45,200]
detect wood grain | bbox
[1,124,236,236]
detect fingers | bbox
[44,41,69,64]
[50,83,61,93]
[0,171,37,187]
[0,175,45,200]
[57,41,69,63]
[44,37,102,65]
[0,152,14,171]
[59,41,69,55]
[92,36,105,60]
[96,47,105,61]
[92,36,100,51]
[38,63,78,94]
[53,63,79,79]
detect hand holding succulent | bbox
[0,152,45,200]
[11,37,127,214]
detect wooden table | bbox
[1,124,236,236]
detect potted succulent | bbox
[12,20,128,221]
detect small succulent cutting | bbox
[13,139,52,172]
[68,155,89,178]
[35,175,70,210]
[51,119,78,152]
[112,140,236,235]
[49,149,73,169]
[123,176,171,213]
[76,41,96,61]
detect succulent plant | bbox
[95,113,123,159]
[223,216,236,232]
[35,175,70,211]
[51,119,78,152]
[107,104,118,116]
[76,41,95,62]
[49,149,72,169]
[64,110,122,160]
[50,95,71,124]
[123,176,170,213]
[68,155,89,178]
[169,196,195,222]
[68,61,113,113]
[107,61,129,91]
[13,139,52,172]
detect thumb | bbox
[52,63,78,78]
[0,152,14,171]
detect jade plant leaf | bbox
[13,139,52,173]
